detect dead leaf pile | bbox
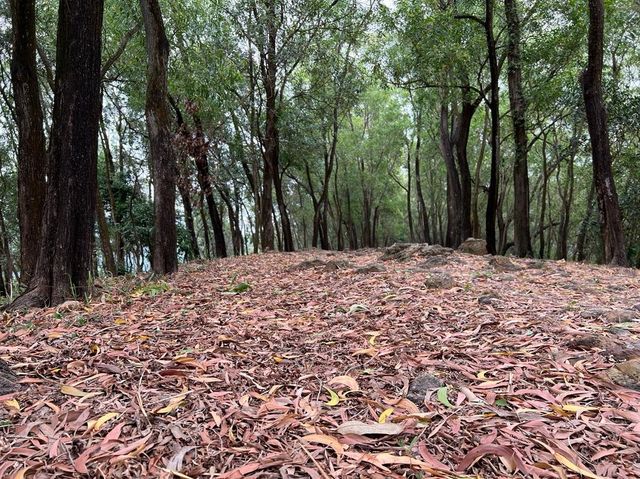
[1,250,639,478]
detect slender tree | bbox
[140,0,178,274]
[504,0,533,257]
[581,0,627,266]
[8,0,104,309]
[9,0,47,284]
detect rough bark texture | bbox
[10,0,47,285]
[140,0,178,274]
[505,0,533,258]
[8,0,104,309]
[439,103,463,248]
[485,0,500,255]
[581,0,627,266]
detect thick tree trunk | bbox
[582,0,627,266]
[472,108,489,238]
[10,0,47,285]
[140,0,177,274]
[505,0,533,257]
[414,123,431,244]
[8,0,104,309]
[575,181,595,261]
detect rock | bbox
[380,243,452,262]
[424,272,455,289]
[489,256,522,272]
[565,335,606,350]
[407,373,444,403]
[457,238,487,255]
[607,359,640,391]
[580,308,608,319]
[415,256,450,270]
[605,309,639,323]
[478,293,500,305]
[323,260,352,272]
[0,359,18,395]
[355,263,386,274]
[56,300,82,313]
[288,259,326,271]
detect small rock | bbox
[407,373,444,403]
[355,263,386,274]
[478,293,500,305]
[605,309,639,323]
[458,238,487,255]
[489,256,522,272]
[580,308,608,319]
[380,243,452,261]
[607,359,640,391]
[415,256,450,269]
[323,260,352,272]
[424,272,455,289]
[565,335,606,350]
[288,259,326,271]
[0,359,18,395]
[56,300,82,312]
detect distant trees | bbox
[9,0,105,308]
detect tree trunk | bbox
[9,0,47,285]
[582,0,627,266]
[140,0,177,274]
[485,0,500,255]
[439,103,463,247]
[472,108,489,238]
[8,0,104,309]
[96,187,117,275]
[505,0,533,257]
[191,114,227,258]
[414,117,431,243]
[575,181,595,261]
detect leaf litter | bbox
[1,249,639,478]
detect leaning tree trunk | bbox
[582,0,627,266]
[140,0,178,274]
[8,0,104,309]
[10,0,47,285]
[505,0,533,257]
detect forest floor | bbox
[1,247,640,478]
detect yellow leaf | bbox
[301,433,345,455]
[155,394,187,414]
[114,318,127,325]
[477,370,488,380]
[378,407,394,424]
[562,404,598,413]
[367,331,381,346]
[273,355,284,363]
[61,385,102,399]
[89,343,100,355]
[3,399,20,411]
[554,453,604,479]
[47,331,64,339]
[328,375,360,391]
[324,387,341,406]
[88,412,119,432]
[13,466,31,479]
[174,357,195,364]
[352,347,377,357]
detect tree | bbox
[8,0,104,309]
[9,0,47,284]
[140,0,178,274]
[581,0,627,266]
[504,0,533,257]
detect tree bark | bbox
[439,103,463,247]
[505,0,533,257]
[8,0,104,309]
[485,0,500,255]
[9,0,47,285]
[140,0,178,274]
[581,0,627,266]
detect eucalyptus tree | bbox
[9,0,104,308]
[9,0,46,284]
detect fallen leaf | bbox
[336,420,405,436]
[301,433,345,455]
